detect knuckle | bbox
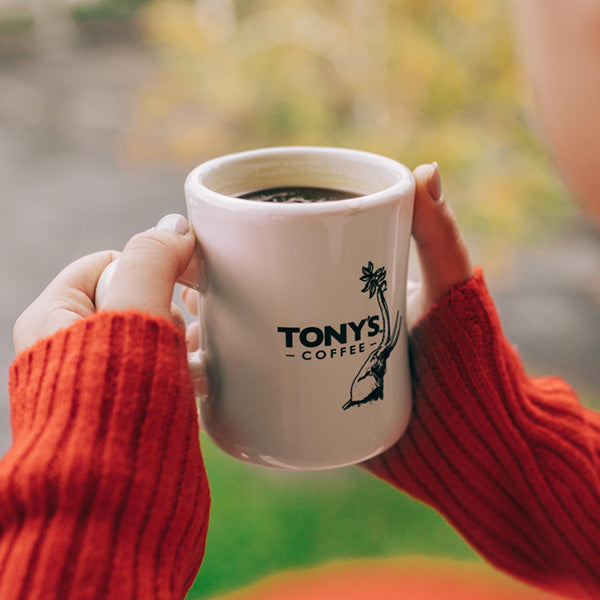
[124,232,180,269]
[126,231,169,253]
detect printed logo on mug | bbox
[184,146,415,470]
[275,260,401,412]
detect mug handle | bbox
[94,254,208,396]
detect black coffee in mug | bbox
[238,186,358,203]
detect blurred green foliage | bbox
[189,434,476,599]
[0,7,34,34]
[121,0,571,262]
[69,0,152,22]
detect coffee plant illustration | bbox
[342,262,401,410]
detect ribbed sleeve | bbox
[366,269,600,600]
[0,311,210,600]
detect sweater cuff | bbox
[8,310,191,440]
[409,267,523,393]
[411,267,499,342]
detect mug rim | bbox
[185,145,415,215]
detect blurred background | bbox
[1,0,599,598]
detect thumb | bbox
[412,163,473,313]
[98,214,196,320]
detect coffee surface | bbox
[238,186,358,203]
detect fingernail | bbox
[427,162,443,203]
[156,214,189,234]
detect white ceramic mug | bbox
[184,146,415,470]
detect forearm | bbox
[366,270,600,598]
[0,311,210,600]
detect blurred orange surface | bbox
[212,558,566,600]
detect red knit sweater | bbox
[0,312,210,600]
[1,271,598,599]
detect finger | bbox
[14,250,119,354]
[412,163,473,307]
[181,286,200,316]
[101,214,196,320]
[47,250,120,305]
[186,320,200,352]
[170,301,186,332]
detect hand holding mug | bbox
[13,215,197,355]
